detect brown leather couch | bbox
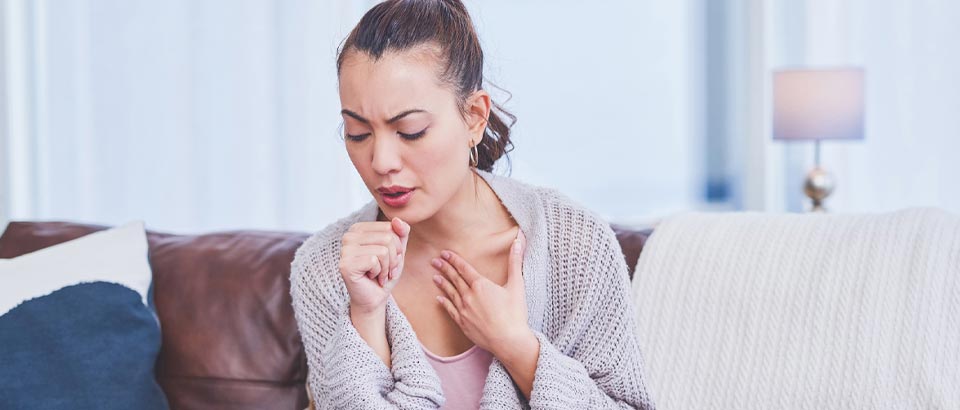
[0,220,653,409]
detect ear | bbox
[465,90,491,146]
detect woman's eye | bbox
[399,129,427,140]
[345,133,370,142]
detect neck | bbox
[382,169,513,254]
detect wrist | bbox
[349,303,387,332]
[493,328,539,364]
[348,303,392,368]
[349,301,386,317]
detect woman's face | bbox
[338,48,483,224]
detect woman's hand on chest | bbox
[429,229,532,358]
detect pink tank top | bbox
[421,342,494,409]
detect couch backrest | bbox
[0,221,652,409]
[631,209,960,409]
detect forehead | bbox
[338,47,453,111]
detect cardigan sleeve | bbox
[290,232,445,409]
[528,208,656,409]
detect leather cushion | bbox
[0,222,310,410]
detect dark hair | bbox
[336,0,515,173]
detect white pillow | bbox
[0,221,153,315]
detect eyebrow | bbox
[340,109,427,125]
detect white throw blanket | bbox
[631,208,960,409]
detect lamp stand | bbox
[804,139,835,212]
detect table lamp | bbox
[773,68,865,212]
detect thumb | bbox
[507,229,526,288]
[391,217,411,254]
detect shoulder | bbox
[485,170,611,233]
[533,186,626,278]
[536,186,618,245]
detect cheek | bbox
[420,132,466,171]
[345,147,365,171]
[346,146,377,186]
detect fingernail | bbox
[432,275,442,285]
[440,250,451,259]
[436,296,443,304]
[431,258,442,268]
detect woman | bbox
[291,1,656,408]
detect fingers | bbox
[432,256,469,293]
[339,252,382,282]
[440,250,482,285]
[391,217,411,253]
[342,224,403,285]
[389,253,404,281]
[436,296,461,323]
[346,224,402,262]
[433,274,462,309]
[350,246,389,283]
[348,219,411,283]
[344,231,401,262]
[390,218,411,281]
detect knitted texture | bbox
[290,169,656,409]
[631,208,960,410]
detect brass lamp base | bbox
[803,166,835,212]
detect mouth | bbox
[377,185,414,195]
[377,186,416,207]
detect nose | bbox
[370,133,402,175]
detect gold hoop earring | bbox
[469,144,479,168]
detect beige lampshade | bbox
[773,68,865,141]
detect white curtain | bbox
[2,0,704,233]
[3,0,378,233]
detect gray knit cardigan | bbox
[290,169,656,409]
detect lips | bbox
[379,187,415,207]
[377,186,414,195]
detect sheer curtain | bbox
[1,0,704,233]
[2,0,377,233]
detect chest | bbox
[392,244,514,357]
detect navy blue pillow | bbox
[0,281,168,409]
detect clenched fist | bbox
[338,217,411,314]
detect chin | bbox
[382,204,432,226]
